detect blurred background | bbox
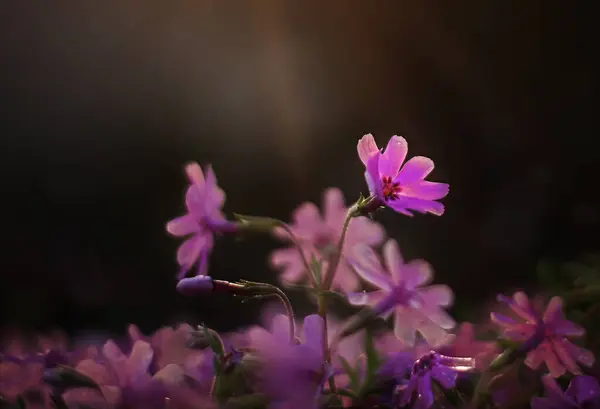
[0,1,597,338]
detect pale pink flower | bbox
[270,187,385,292]
[348,239,455,347]
[166,163,235,279]
[491,292,594,377]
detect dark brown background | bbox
[0,1,597,337]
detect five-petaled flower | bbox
[348,239,455,347]
[270,187,385,292]
[491,292,595,378]
[531,374,600,409]
[357,134,449,216]
[166,162,235,279]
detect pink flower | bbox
[491,292,595,377]
[357,134,449,216]
[270,187,385,292]
[439,323,498,370]
[166,163,235,279]
[63,340,195,408]
[348,239,455,347]
[249,314,328,409]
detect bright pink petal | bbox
[387,196,445,216]
[396,156,434,185]
[347,216,385,246]
[365,153,382,196]
[383,239,404,283]
[420,306,456,330]
[401,181,449,200]
[378,136,408,177]
[552,319,585,337]
[525,348,545,370]
[166,214,201,236]
[551,338,581,375]
[357,134,379,165]
[544,346,567,378]
[543,297,564,323]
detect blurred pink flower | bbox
[249,314,329,409]
[166,163,235,279]
[63,340,196,408]
[348,239,455,347]
[270,187,385,292]
[439,323,498,370]
[491,292,594,377]
[357,134,449,216]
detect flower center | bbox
[381,176,402,201]
[412,352,439,375]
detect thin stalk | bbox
[322,204,357,290]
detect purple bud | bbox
[176,276,215,295]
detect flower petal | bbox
[396,156,434,185]
[302,315,324,354]
[431,365,457,389]
[202,165,226,210]
[357,133,379,165]
[543,297,564,323]
[415,372,434,409]
[563,340,595,367]
[402,260,434,289]
[387,196,445,216]
[348,245,392,290]
[401,181,449,200]
[185,162,205,186]
[291,202,323,237]
[418,285,454,308]
[383,239,404,283]
[322,187,346,224]
[551,338,581,375]
[421,306,456,330]
[176,234,208,272]
[378,136,408,177]
[365,153,382,196]
[393,310,417,347]
[166,214,201,236]
[566,375,600,405]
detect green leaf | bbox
[359,331,381,396]
[310,254,322,286]
[42,365,101,394]
[233,214,281,233]
[202,324,225,358]
[338,356,360,393]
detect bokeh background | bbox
[1,2,597,338]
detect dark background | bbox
[1,2,597,338]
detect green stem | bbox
[318,294,337,393]
[279,223,317,288]
[322,203,358,290]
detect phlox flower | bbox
[62,340,194,409]
[531,375,600,409]
[270,187,384,292]
[166,162,235,279]
[348,239,455,347]
[491,292,594,377]
[438,322,498,370]
[389,350,474,409]
[248,314,329,409]
[357,134,449,216]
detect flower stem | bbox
[318,294,337,393]
[279,223,317,288]
[322,203,358,290]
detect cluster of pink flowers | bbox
[2,134,599,409]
